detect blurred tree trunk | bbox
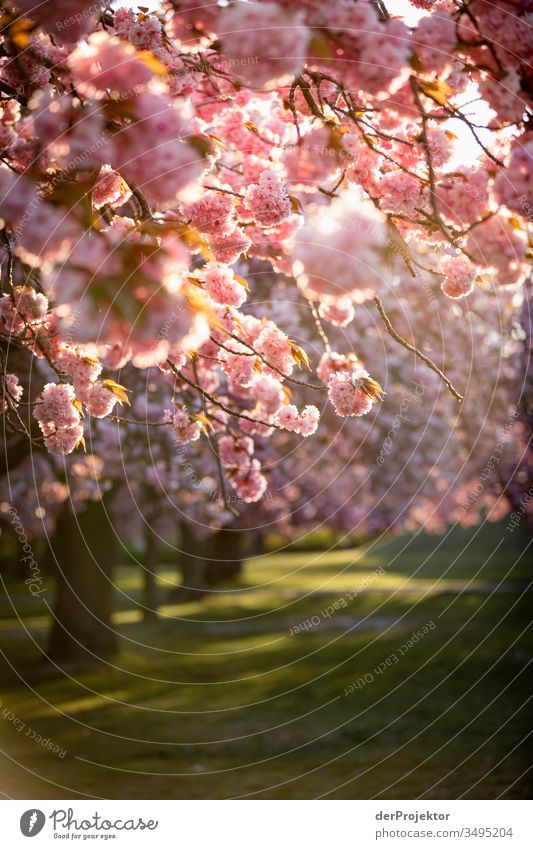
[142,525,159,620]
[247,531,265,558]
[173,521,207,600]
[204,527,245,585]
[169,526,264,600]
[48,497,117,666]
[501,278,533,525]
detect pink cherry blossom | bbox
[77,382,117,418]
[328,368,379,418]
[316,352,359,384]
[0,297,25,336]
[380,170,423,216]
[68,32,155,99]
[201,262,247,308]
[466,214,528,286]
[413,12,456,72]
[208,226,252,264]
[250,374,285,417]
[110,93,202,207]
[479,69,526,125]
[229,459,268,503]
[244,170,292,227]
[43,424,85,455]
[440,256,477,300]
[12,286,49,324]
[220,2,310,88]
[33,382,84,455]
[318,300,355,327]
[170,409,202,444]
[33,383,81,431]
[2,373,23,411]
[274,403,319,436]
[16,202,78,265]
[93,166,132,210]
[184,190,235,236]
[56,349,103,385]
[0,167,36,226]
[113,8,163,52]
[219,436,254,469]
[11,0,104,43]
[219,339,257,389]
[293,192,388,301]
[493,140,533,214]
[254,325,294,377]
[436,167,490,226]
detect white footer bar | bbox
[1,799,531,848]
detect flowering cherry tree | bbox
[1,0,531,523]
[1,264,523,588]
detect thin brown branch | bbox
[373,295,464,402]
[307,299,332,356]
[192,357,239,517]
[1,230,14,293]
[203,185,244,199]
[110,415,169,427]
[409,78,455,246]
[167,359,281,429]
[219,329,326,391]
[129,183,152,222]
[318,169,346,199]
[288,78,302,143]
[370,0,390,22]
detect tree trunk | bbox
[246,531,265,558]
[47,498,117,666]
[501,278,533,526]
[142,526,158,620]
[168,521,207,601]
[204,527,246,585]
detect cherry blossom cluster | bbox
[1,373,23,411]
[274,404,319,436]
[218,435,268,503]
[167,408,203,445]
[33,382,84,455]
[327,367,384,418]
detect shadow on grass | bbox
[0,522,531,799]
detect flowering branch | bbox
[219,329,327,391]
[167,359,281,429]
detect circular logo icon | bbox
[20,810,46,837]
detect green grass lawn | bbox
[0,521,532,799]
